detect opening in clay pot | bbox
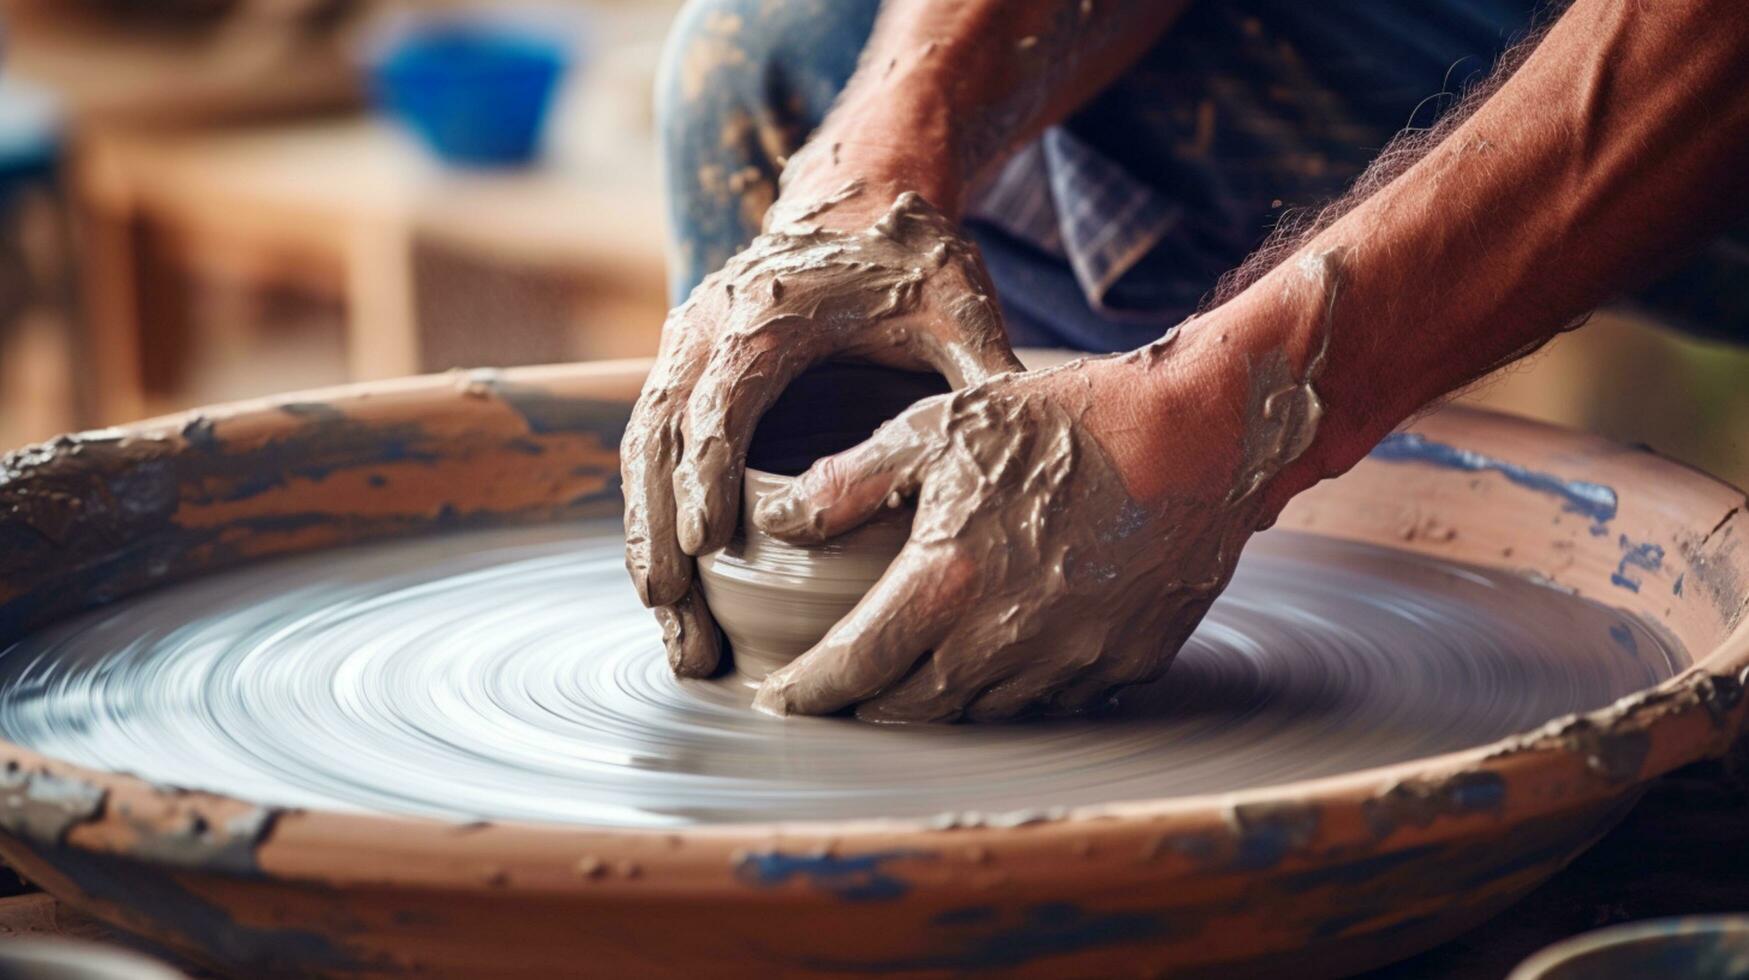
[696,365,949,682]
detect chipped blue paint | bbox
[1362,771,1505,840]
[1370,433,1618,525]
[1229,804,1320,870]
[1611,536,1665,593]
[1451,774,1507,811]
[813,902,1172,971]
[474,377,630,442]
[735,849,931,902]
[1609,624,1639,658]
[39,848,365,972]
[0,391,627,655]
[1237,824,1297,870]
[204,422,444,504]
[180,416,218,452]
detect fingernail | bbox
[752,487,809,538]
[627,564,654,606]
[654,606,686,669]
[677,507,706,555]
[658,602,720,677]
[751,679,792,717]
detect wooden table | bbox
[72,117,668,424]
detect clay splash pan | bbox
[0,359,1744,978]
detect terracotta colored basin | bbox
[0,358,1744,978]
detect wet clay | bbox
[746,251,1341,721]
[695,366,939,681]
[698,469,909,682]
[620,188,1021,677]
[0,520,1681,829]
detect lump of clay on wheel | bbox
[698,365,946,682]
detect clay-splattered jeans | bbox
[657,0,1747,351]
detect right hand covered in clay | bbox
[622,185,1024,677]
[747,293,1334,722]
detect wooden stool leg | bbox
[344,219,420,379]
[73,197,148,425]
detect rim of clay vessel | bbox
[699,466,912,681]
[727,467,913,584]
[0,357,1744,976]
[1507,915,1749,980]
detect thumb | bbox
[752,401,946,545]
[927,292,1024,387]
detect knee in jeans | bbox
[657,0,875,155]
[659,0,784,138]
[656,0,876,294]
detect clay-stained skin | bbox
[749,372,1219,721]
[621,190,1021,676]
[750,256,1339,722]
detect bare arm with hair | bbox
[777,0,1193,226]
[1216,0,1749,514]
[753,0,1749,719]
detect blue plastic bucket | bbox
[366,11,581,167]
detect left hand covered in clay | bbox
[750,308,1331,722]
[621,182,1022,679]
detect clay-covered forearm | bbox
[1219,0,1749,507]
[781,0,1188,223]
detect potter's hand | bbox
[622,188,1022,676]
[748,314,1330,722]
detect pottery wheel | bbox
[0,522,1679,829]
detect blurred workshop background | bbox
[0,0,1741,488]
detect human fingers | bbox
[852,633,1017,724]
[966,662,1111,722]
[751,541,971,717]
[652,586,722,678]
[918,289,1024,387]
[750,399,947,545]
[966,625,1183,721]
[621,314,711,607]
[671,314,819,556]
